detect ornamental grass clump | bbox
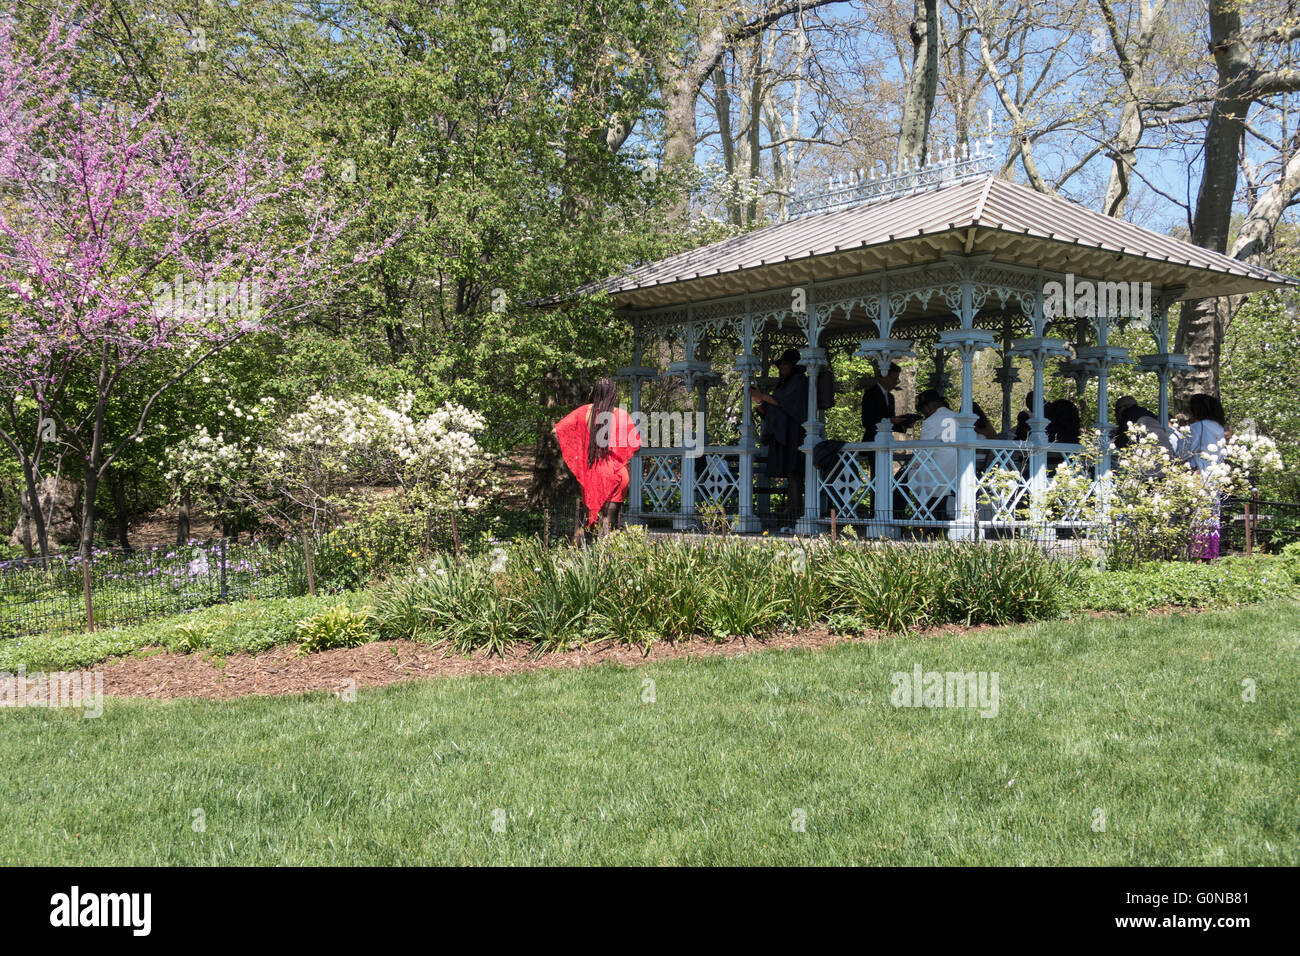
[821,544,936,633]
[370,530,1083,650]
[935,542,1075,625]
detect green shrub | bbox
[1072,555,1299,613]
[294,604,375,655]
[937,543,1077,625]
[822,545,934,633]
[0,591,375,671]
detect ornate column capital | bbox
[937,328,998,357]
[1073,345,1132,373]
[798,346,828,369]
[1136,353,1190,374]
[854,337,915,373]
[1008,336,1071,363]
[665,359,713,390]
[615,365,659,383]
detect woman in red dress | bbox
[554,378,642,536]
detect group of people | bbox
[1013,392,1082,445]
[553,360,1231,553]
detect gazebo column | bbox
[939,328,997,539]
[694,371,721,446]
[855,280,913,538]
[1010,336,1070,527]
[667,317,709,531]
[733,303,763,533]
[995,321,1019,437]
[796,289,826,536]
[1137,288,1189,428]
[1076,313,1131,500]
[615,330,657,528]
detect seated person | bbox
[971,402,999,440]
[903,389,958,521]
[1013,391,1034,441]
[1113,395,1172,452]
[861,362,918,442]
[1045,398,1081,444]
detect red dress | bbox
[554,404,642,525]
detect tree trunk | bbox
[18,455,50,561]
[109,470,131,551]
[528,367,588,508]
[713,63,742,227]
[1176,0,1251,403]
[898,0,939,164]
[745,40,763,226]
[177,487,191,544]
[663,65,698,171]
[79,469,98,558]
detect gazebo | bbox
[592,153,1298,538]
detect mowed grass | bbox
[2,603,1297,865]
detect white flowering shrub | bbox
[1035,421,1285,566]
[166,392,492,529]
[1217,427,1284,496]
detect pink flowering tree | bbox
[0,8,384,556]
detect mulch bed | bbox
[93,628,884,702]
[55,607,1211,703]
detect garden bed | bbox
[64,628,876,700]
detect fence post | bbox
[82,553,95,632]
[1244,497,1253,557]
[302,532,317,596]
[219,537,228,603]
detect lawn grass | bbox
[1,602,1296,865]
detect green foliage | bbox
[371,533,1078,649]
[1223,257,1300,499]
[0,592,375,671]
[7,540,1300,670]
[294,604,376,655]
[1070,555,1300,614]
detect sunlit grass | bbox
[2,602,1295,865]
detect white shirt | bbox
[1179,419,1226,474]
[909,406,959,502]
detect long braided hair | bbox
[587,377,618,466]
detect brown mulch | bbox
[99,627,886,702]
[78,605,1220,702]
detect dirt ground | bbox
[86,627,892,702]
[12,608,1203,703]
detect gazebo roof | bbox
[594,175,1298,310]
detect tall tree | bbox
[0,9,369,554]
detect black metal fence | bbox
[1222,496,1300,554]
[2,493,1292,640]
[0,498,583,639]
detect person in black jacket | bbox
[751,348,809,522]
[861,363,913,443]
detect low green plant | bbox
[0,591,375,671]
[294,604,376,655]
[1071,554,1300,613]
